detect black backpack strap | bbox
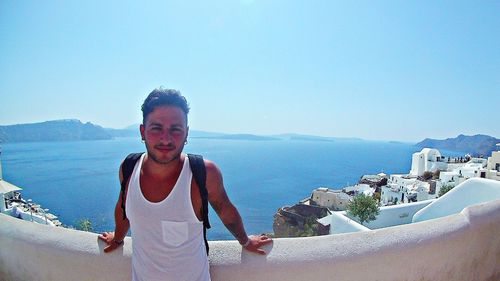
[120,153,143,220]
[188,153,211,255]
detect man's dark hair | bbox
[141,88,190,124]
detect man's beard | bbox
[149,152,180,165]
[145,143,183,165]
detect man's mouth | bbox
[155,145,175,152]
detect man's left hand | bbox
[243,234,273,255]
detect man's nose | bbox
[160,131,173,143]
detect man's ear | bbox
[140,124,145,141]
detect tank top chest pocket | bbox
[161,220,188,247]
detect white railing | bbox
[1,197,499,281]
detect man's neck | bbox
[143,153,184,180]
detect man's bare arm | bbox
[98,163,131,253]
[205,161,272,255]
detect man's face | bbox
[140,105,188,165]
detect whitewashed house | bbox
[381,148,493,206]
[342,183,374,196]
[381,175,415,205]
[455,158,487,181]
[439,171,460,184]
[485,145,500,181]
[381,185,402,205]
[310,187,351,211]
[360,173,388,182]
[381,179,430,205]
[409,148,447,176]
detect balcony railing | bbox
[1,194,500,281]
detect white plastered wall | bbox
[1,197,500,281]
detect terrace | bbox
[1,178,499,281]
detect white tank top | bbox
[126,153,210,281]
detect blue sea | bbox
[0,137,463,240]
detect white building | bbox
[485,145,500,181]
[433,157,487,194]
[323,178,500,234]
[342,183,374,196]
[409,148,447,176]
[381,177,430,205]
[439,171,460,184]
[382,175,415,205]
[311,187,351,211]
[380,185,401,205]
[455,158,487,181]
[360,173,388,182]
[381,148,494,206]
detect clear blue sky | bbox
[1,1,498,142]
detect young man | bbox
[99,88,272,280]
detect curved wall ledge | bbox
[1,199,500,281]
[413,178,500,223]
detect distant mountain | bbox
[0,119,112,142]
[190,132,358,142]
[273,133,363,142]
[0,119,365,144]
[111,125,362,142]
[212,134,280,141]
[123,124,140,130]
[105,128,137,138]
[415,134,499,157]
[114,125,228,139]
[189,131,279,141]
[189,130,227,138]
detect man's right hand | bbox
[98,232,123,253]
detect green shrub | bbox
[76,218,94,232]
[347,194,380,225]
[438,185,454,197]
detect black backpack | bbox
[119,153,211,254]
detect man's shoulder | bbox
[119,152,144,179]
[201,158,219,173]
[187,154,217,170]
[121,152,144,166]
[186,154,222,184]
